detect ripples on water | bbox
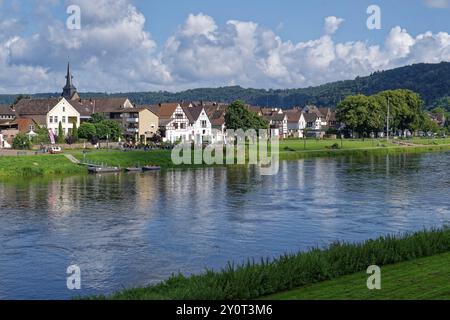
[0,152,449,299]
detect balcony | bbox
[126,118,139,123]
[126,128,139,133]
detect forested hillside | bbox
[1,62,449,109]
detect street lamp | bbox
[386,97,390,142]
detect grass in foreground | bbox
[265,252,450,300]
[93,228,450,300]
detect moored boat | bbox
[88,166,121,174]
[142,165,161,171]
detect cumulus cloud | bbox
[324,16,344,35]
[0,1,449,93]
[161,14,450,88]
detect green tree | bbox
[421,115,440,134]
[225,100,268,131]
[433,96,450,112]
[338,89,425,137]
[374,90,424,135]
[35,126,50,144]
[98,120,122,141]
[12,133,31,150]
[78,122,97,141]
[336,95,382,138]
[94,121,111,140]
[71,122,79,143]
[57,122,64,144]
[89,113,107,124]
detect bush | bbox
[325,143,341,150]
[78,122,97,141]
[12,133,31,150]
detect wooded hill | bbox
[1,62,449,109]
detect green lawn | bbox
[279,138,393,151]
[70,149,175,168]
[265,252,450,300]
[0,154,84,177]
[411,137,450,145]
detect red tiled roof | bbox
[13,98,62,115]
[0,104,15,115]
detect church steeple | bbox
[62,61,78,100]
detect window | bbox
[201,120,207,128]
[180,123,186,129]
[62,116,66,123]
[49,116,53,123]
[29,125,34,131]
[54,116,58,123]
[174,123,179,129]
[175,113,183,119]
[63,106,65,112]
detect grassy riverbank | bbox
[1,138,449,177]
[96,228,450,300]
[265,252,450,300]
[71,138,450,167]
[0,154,84,178]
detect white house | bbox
[158,103,192,143]
[304,113,322,131]
[157,103,213,144]
[13,97,80,138]
[287,110,307,138]
[47,98,81,136]
[186,106,212,144]
[264,113,288,138]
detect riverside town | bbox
[0,0,449,313]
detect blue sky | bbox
[136,0,450,44]
[0,0,449,93]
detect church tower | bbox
[62,62,79,100]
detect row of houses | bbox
[252,105,339,139]
[0,63,341,148]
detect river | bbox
[0,152,449,299]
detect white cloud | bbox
[324,16,344,35]
[424,0,449,8]
[0,2,449,93]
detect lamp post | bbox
[386,97,390,142]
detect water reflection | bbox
[0,152,449,299]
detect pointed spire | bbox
[62,60,78,100]
[66,61,73,87]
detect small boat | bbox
[88,166,121,174]
[125,167,142,172]
[142,165,161,171]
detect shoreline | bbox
[90,227,450,300]
[1,140,450,178]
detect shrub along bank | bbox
[97,228,450,300]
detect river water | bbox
[0,152,449,299]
